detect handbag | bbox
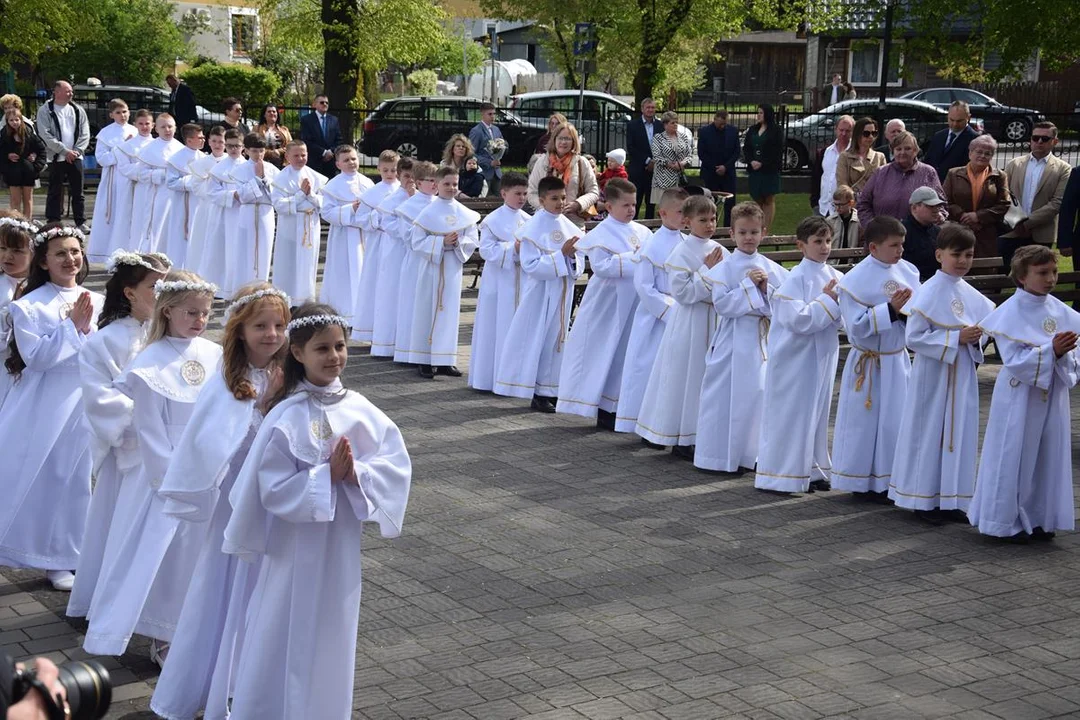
[1003,197,1028,230]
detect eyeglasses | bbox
[862,130,878,137]
[1031,135,1055,143]
[316,100,329,106]
[225,143,243,149]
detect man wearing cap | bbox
[902,186,946,280]
[697,110,740,226]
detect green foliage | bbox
[0,0,82,66]
[251,42,323,104]
[418,34,488,77]
[406,69,438,95]
[182,64,283,109]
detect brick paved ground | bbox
[3,194,1080,719]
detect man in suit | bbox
[1001,121,1072,268]
[923,101,977,182]
[625,98,664,219]
[299,95,343,177]
[468,102,503,196]
[697,110,741,226]
[822,73,844,109]
[35,80,90,231]
[166,74,198,126]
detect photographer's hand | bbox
[8,658,67,720]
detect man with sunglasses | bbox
[1001,121,1072,267]
[300,95,343,177]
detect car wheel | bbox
[396,140,419,157]
[1003,118,1030,143]
[783,142,806,172]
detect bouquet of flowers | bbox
[488,137,509,162]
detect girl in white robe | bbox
[0,226,103,590]
[83,271,222,660]
[270,144,326,304]
[889,226,995,517]
[225,137,279,297]
[695,205,788,473]
[557,185,649,423]
[370,170,415,357]
[68,250,170,617]
[197,135,246,295]
[222,305,411,720]
[969,246,1080,540]
[0,216,34,408]
[87,106,135,262]
[754,218,844,493]
[151,283,290,720]
[107,114,154,257]
[831,219,920,494]
[351,157,400,343]
[131,118,182,253]
[468,179,530,391]
[634,195,728,453]
[184,129,226,272]
[401,171,479,373]
[319,148,373,317]
[162,129,205,269]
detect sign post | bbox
[573,23,597,127]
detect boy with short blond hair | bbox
[371,157,416,356]
[225,132,280,295]
[88,99,135,261]
[161,123,206,267]
[320,145,374,315]
[392,160,438,362]
[184,125,226,271]
[131,112,181,253]
[271,139,327,302]
[352,149,401,343]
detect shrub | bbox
[406,69,438,96]
[182,63,282,111]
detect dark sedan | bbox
[898,87,1044,142]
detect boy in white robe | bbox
[88,100,135,262]
[319,146,374,317]
[197,128,246,294]
[969,246,1080,542]
[493,176,585,412]
[271,140,327,304]
[351,150,400,343]
[888,224,994,522]
[634,194,728,457]
[370,158,415,357]
[131,113,182,253]
[392,161,438,363]
[557,178,649,427]
[402,165,479,376]
[225,133,280,297]
[469,172,531,391]
[614,188,687,435]
[755,217,844,494]
[695,202,788,473]
[184,126,226,271]
[831,215,921,496]
[162,123,205,269]
[108,109,154,257]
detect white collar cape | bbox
[667,234,727,270]
[166,146,201,174]
[480,204,530,242]
[577,216,650,255]
[322,171,373,203]
[231,160,279,183]
[209,155,246,181]
[903,270,995,329]
[96,123,135,147]
[14,283,103,320]
[711,249,789,288]
[117,335,223,403]
[837,255,920,307]
[642,226,684,267]
[979,288,1080,346]
[377,186,412,214]
[395,191,435,222]
[189,152,224,179]
[137,137,184,168]
[116,134,153,157]
[413,196,480,235]
[360,179,400,210]
[223,381,412,561]
[158,365,271,522]
[516,209,582,252]
[775,258,844,303]
[271,164,327,193]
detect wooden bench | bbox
[967,271,1080,305]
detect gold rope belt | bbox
[557,275,568,352]
[852,345,904,410]
[103,166,113,223]
[428,259,447,346]
[253,204,260,273]
[757,316,771,362]
[301,210,313,248]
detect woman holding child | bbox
[526,122,599,226]
[441,134,484,198]
[943,134,1010,259]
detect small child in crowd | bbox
[0,214,34,406]
[825,184,859,250]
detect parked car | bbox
[508,90,634,157]
[898,87,1044,142]
[73,84,226,153]
[358,96,542,166]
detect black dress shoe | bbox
[596,409,616,431]
[914,509,944,526]
[530,395,556,413]
[640,438,666,450]
[1032,527,1056,542]
[418,365,435,379]
[809,479,831,492]
[671,444,695,461]
[436,365,463,377]
[939,509,969,523]
[858,490,894,505]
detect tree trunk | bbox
[322,0,359,142]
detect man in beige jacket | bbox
[1001,121,1072,267]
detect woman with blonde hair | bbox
[441,133,484,197]
[649,110,692,205]
[526,122,599,226]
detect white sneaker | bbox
[77,223,91,235]
[46,570,75,591]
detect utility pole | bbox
[488,23,498,103]
[878,0,895,108]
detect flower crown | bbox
[286,314,348,334]
[0,217,37,235]
[31,226,85,250]
[224,287,292,322]
[105,249,173,275]
[153,279,218,297]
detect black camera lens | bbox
[58,660,112,720]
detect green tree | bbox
[182,63,282,109]
[0,0,84,67]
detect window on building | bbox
[231,12,257,58]
[848,40,902,87]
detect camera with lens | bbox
[9,658,111,720]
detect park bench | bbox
[967,271,1080,305]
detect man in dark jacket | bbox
[922,101,977,182]
[625,98,664,219]
[902,186,946,280]
[299,95,343,178]
[166,74,198,126]
[697,110,740,226]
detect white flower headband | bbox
[153,279,218,297]
[0,217,37,234]
[105,249,173,275]
[286,314,349,334]
[224,288,292,322]
[31,226,85,250]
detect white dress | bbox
[557,217,649,418]
[399,197,479,366]
[694,251,788,473]
[319,172,373,317]
[222,381,411,720]
[613,227,682,433]
[888,271,995,511]
[370,187,414,357]
[351,179,400,343]
[468,205,530,391]
[0,273,22,408]
[492,210,585,399]
[184,153,224,271]
[634,235,728,446]
[391,192,437,362]
[0,283,103,570]
[82,336,222,655]
[830,256,920,493]
[108,134,153,257]
[150,367,269,720]
[968,290,1080,536]
[270,165,327,304]
[162,146,203,269]
[754,259,844,492]
[88,122,136,262]
[132,137,183,253]
[226,161,279,297]
[197,156,246,294]
[67,316,145,618]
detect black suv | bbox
[358,96,542,165]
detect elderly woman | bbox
[649,111,692,205]
[254,104,293,167]
[441,133,484,198]
[836,116,886,196]
[857,130,944,227]
[527,122,599,226]
[943,134,1010,258]
[744,104,784,230]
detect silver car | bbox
[508,90,634,157]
